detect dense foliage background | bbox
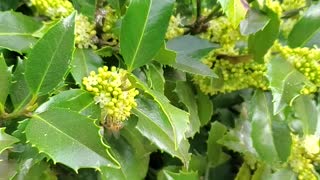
[1,0,320,179]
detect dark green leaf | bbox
[25,13,75,95]
[36,89,100,119]
[196,90,213,126]
[167,35,218,77]
[0,11,42,53]
[100,120,152,180]
[0,0,21,11]
[250,91,291,164]
[293,95,318,135]
[0,54,11,109]
[95,46,113,57]
[0,128,19,154]
[207,122,230,167]
[133,97,190,165]
[240,10,270,35]
[12,161,57,180]
[248,8,279,63]
[154,43,176,65]
[158,166,198,180]
[288,3,320,47]
[146,63,165,93]
[72,0,97,21]
[9,58,32,110]
[25,108,119,171]
[175,81,201,137]
[120,0,174,70]
[72,48,104,85]
[266,56,315,114]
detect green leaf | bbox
[154,43,176,65]
[9,58,32,110]
[158,167,199,180]
[167,35,218,77]
[0,0,21,10]
[95,46,113,58]
[12,161,57,180]
[250,91,291,164]
[72,48,104,85]
[133,96,190,165]
[268,169,296,180]
[207,122,230,168]
[248,8,279,63]
[292,95,318,135]
[100,120,152,180]
[0,11,42,53]
[0,128,19,154]
[235,163,251,180]
[25,13,75,96]
[288,3,320,48]
[189,154,207,176]
[266,56,315,114]
[120,0,174,71]
[36,89,100,119]
[72,0,97,21]
[25,108,119,171]
[146,63,165,93]
[175,81,201,137]
[218,0,248,27]
[0,151,17,179]
[196,90,213,126]
[240,10,270,35]
[0,54,11,109]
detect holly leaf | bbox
[72,48,104,85]
[250,91,291,164]
[154,43,176,65]
[207,122,230,168]
[0,11,42,53]
[133,96,190,165]
[9,58,32,110]
[0,128,19,154]
[167,35,218,77]
[0,54,11,110]
[36,89,100,119]
[72,0,97,21]
[288,3,320,47]
[248,8,280,63]
[266,56,315,114]
[25,13,75,95]
[240,9,270,35]
[158,166,199,180]
[196,90,213,126]
[175,81,201,137]
[293,95,319,135]
[120,0,174,71]
[146,63,165,93]
[25,108,119,172]
[100,119,152,180]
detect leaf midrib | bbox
[128,1,152,70]
[32,113,112,165]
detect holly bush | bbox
[1,0,320,179]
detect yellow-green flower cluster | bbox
[199,16,242,50]
[166,14,185,40]
[265,0,283,16]
[193,49,269,95]
[281,0,306,12]
[75,14,97,49]
[31,0,73,18]
[289,135,320,180]
[82,66,139,126]
[274,42,320,94]
[102,5,119,45]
